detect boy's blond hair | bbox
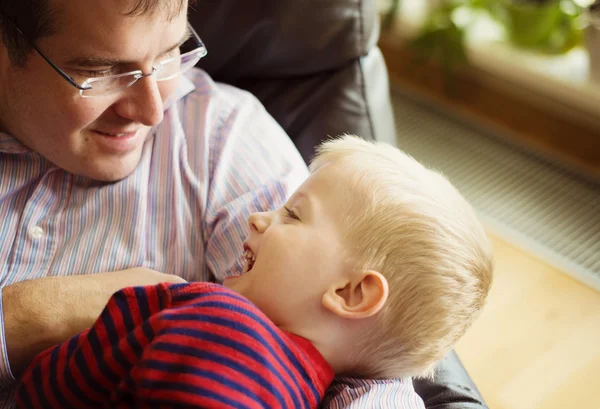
[310,135,493,379]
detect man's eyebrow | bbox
[65,29,192,68]
[66,56,127,68]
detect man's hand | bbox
[2,268,186,378]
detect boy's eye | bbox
[284,206,300,221]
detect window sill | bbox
[379,4,600,178]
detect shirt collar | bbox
[0,74,196,155]
[164,74,195,110]
[0,132,30,154]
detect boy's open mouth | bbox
[243,246,256,273]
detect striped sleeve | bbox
[15,284,169,409]
[199,85,309,282]
[126,284,332,408]
[16,283,333,409]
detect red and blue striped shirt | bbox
[16,282,334,409]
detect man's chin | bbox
[76,156,142,182]
[76,127,150,181]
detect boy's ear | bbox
[322,270,389,319]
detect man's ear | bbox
[322,271,389,319]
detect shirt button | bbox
[29,226,44,239]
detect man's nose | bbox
[248,212,271,233]
[113,76,164,127]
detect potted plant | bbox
[404,1,470,76]
[488,0,582,53]
[383,0,583,70]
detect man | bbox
[0,0,422,407]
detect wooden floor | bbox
[455,233,600,409]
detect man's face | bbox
[0,0,188,181]
[224,164,353,329]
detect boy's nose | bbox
[248,212,270,233]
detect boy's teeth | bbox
[243,249,256,262]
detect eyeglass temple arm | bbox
[2,14,90,90]
[187,22,203,47]
[29,44,90,90]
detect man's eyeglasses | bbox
[4,17,207,98]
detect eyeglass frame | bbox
[2,15,207,97]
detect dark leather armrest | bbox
[413,351,489,409]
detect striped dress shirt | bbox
[16,282,334,409]
[0,68,424,408]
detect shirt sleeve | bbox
[15,284,175,409]
[0,289,16,389]
[201,85,309,282]
[322,377,426,409]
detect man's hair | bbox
[310,135,494,379]
[0,0,194,67]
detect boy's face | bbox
[224,164,352,329]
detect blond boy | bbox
[17,135,493,409]
[226,134,494,379]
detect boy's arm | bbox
[17,282,318,409]
[15,284,173,409]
